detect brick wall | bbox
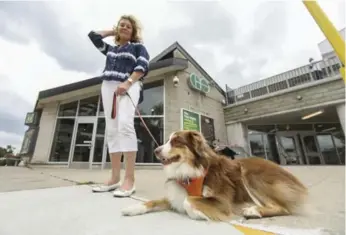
[163,50,228,144]
[224,78,345,123]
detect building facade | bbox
[20,42,228,168]
[20,31,345,168]
[224,29,345,166]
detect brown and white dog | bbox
[121,130,308,221]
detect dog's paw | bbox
[121,203,148,216]
[242,206,262,219]
[183,198,209,221]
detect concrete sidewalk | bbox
[0,185,331,235]
[0,165,345,234]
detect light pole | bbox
[303,0,345,81]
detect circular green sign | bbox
[189,73,210,93]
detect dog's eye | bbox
[170,137,184,147]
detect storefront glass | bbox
[247,123,345,165]
[49,118,75,162]
[49,80,164,166]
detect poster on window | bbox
[181,109,201,132]
[200,115,215,143]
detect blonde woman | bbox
[88,15,150,197]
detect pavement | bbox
[0,165,344,235]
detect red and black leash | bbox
[111,92,160,147]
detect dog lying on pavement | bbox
[122,130,308,221]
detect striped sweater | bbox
[88,31,150,82]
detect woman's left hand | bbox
[116,81,131,96]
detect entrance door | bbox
[69,118,96,168]
[299,133,324,165]
[276,132,304,165]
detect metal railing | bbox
[225,57,343,105]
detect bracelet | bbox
[127,78,134,85]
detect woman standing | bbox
[88,15,150,197]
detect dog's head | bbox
[154,130,210,179]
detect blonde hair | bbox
[113,15,143,44]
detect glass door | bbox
[69,118,96,168]
[276,132,304,165]
[91,117,106,169]
[299,133,324,165]
[316,133,342,165]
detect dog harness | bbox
[176,169,208,197]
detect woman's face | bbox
[117,19,133,42]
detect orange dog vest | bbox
[176,170,208,197]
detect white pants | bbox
[101,80,140,153]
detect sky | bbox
[0,0,345,152]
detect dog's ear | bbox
[186,131,207,158]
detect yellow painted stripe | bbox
[233,224,276,235]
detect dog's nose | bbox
[154,147,162,156]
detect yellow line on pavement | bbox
[233,224,276,235]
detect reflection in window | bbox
[93,118,105,163]
[248,125,276,134]
[74,123,93,144]
[98,96,104,116]
[78,96,99,116]
[73,146,91,162]
[137,81,164,116]
[302,135,321,164]
[279,136,299,164]
[201,115,215,145]
[58,101,78,117]
[135,117,163,163]
[317,134,340,164]
[249,135,266,158]
[332,134,345,164]
[72,123,94,162]
[49,119,75,162]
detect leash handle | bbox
[126,92,160,147]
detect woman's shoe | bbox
[92,182,121,192]
[113,186,136,197]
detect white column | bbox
[226,122,249,154]
[336,103,345,134]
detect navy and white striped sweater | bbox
[88,31,150,83]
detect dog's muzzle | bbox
[154,146,180,165]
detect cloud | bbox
[154,1,290,88]
[0,89,32,149]
[0,0,343,151]
[0,1,103,74]
[0,131,23,153]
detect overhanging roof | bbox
[37,57,187,100]
[34,41,226,110]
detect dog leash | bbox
[111,91,160,147]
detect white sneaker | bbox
[92,182,120,192]
[113,186,136,197]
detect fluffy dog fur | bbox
[122,130,308,221]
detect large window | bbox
[135,80,164,163]
[50,96,100,163]
[58,101,78,117]
[137,80,164,116]
[135,117,163,163]
[93,118,105,163]
[49,80,165,165]
[49,118,75,162]
[249,134,266,158]
[78,96,99,116]
[247,123,345,165]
